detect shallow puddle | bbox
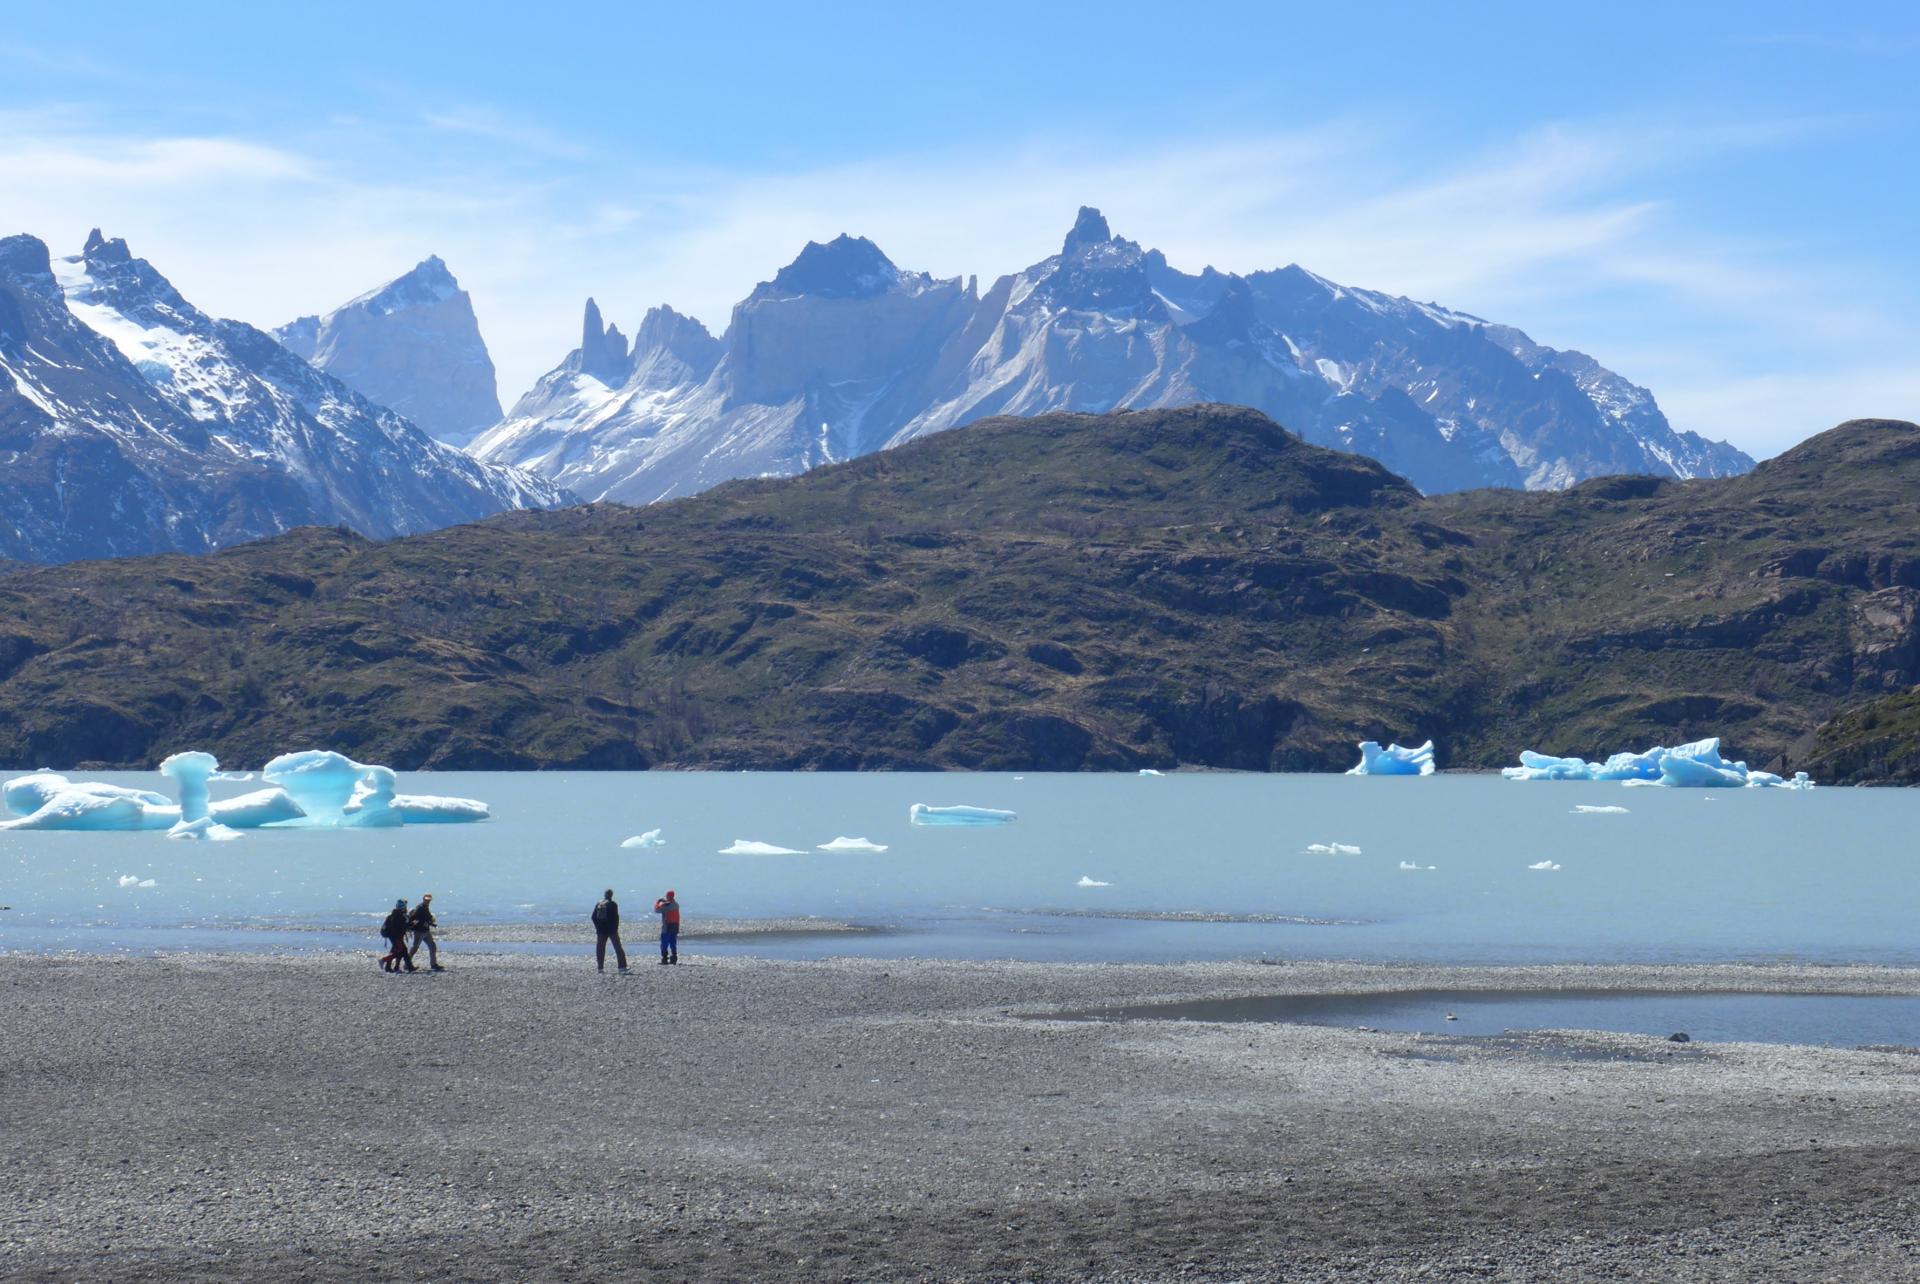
[1045,989,1920,1048]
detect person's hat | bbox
[666,889,675,897]
[395,898,407,908]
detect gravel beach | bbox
[2,951,1917,1282]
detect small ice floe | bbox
[1076,875,1111,888]
[818,836,889,854]
[1398,861,1437,871]
[116,875,156,888]
[1346,740,1436,777]
[1503,739,1814,789]
[1528,860,1562,871]
[1572,804,1630,814]
[1305,842,1363,856]
[1138,768,1164,777]
[909,804,1017,826]
[621,829,666,849]
[718,839,806,856]
[167,817,242,842]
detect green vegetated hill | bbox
[0,404,1916,777]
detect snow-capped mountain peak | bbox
[0,231,568,563]
[274,253,502,446]
[472,206,1753,504]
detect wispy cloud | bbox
[0,108,1908,458]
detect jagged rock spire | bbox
[1061,206,1113,256]
[579,297,630,381]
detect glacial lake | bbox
[0,771,1915,966]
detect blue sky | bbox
[3,1,1917,457]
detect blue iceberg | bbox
[910,803,1018,826]
[1346,740,1436,777]
[1502,738,1813,789]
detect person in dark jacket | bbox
[653,889,680,964]
[379,899,412,972]
[408,893,443,972]
[592,888,627,973]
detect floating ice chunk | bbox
[117,874,139,887]
[1528,860,1562,871]
[1138,769,1164,777]
[390,794,491,824]
[159,750,221,823]
[1305,842,1363,856]
[138,878,155,887]
[1346,741,1435,776]
[621,829,666,849]
[168,817,242,841]
[909,804,1017,826]
[1398,861,1438,871]
[1504,739,1814,789]
[1076,875,1111,887]
[0,773,177,831]
[1572,804,1630,814]
[818,836,889,854]
[210,787,307,828]
[263,750,377,822]
[718,839,806,856]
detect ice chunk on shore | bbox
[1503,739,1814,789]
[210,788,307,829]
[621,829,666,849]
[1346,741,1435,776]
[1,773,177,831]
[1076,875,1111,887]
[719,839,806,856]
[1305,842,1362,856]
[818,836,889,854]
[909,804,1018,826]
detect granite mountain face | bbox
[473,207,1752,503]
[0,231,570,564]
[275,255,503,448]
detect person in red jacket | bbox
[653,889,680,965]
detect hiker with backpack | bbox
[408,893,444,972]
[378,899,413,972]
[592,888,627,973]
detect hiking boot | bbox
[430,964,446,973]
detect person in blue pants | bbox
[653,889,680,964]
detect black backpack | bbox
[592,900,613,930]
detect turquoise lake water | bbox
[1,772,1915,966]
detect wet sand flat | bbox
[1,953,1918,1282]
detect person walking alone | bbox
[408,893,444,972]
[653,889,680,965]
[592,888,627,973]
[379,898,413,972]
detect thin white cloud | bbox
[0,109,1909,458]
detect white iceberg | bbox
[1528,860,1562,871]
[1138,768,1164,777]
[817,836,889,854]
[1076,875,1111,887]
[1,772,177,831]
[718,839,806,856]
[167,817,242,842]
[1398,861,1438,871]
[390,794,492,824]
[1572,804,1630,815]
[1305,842,1363,856]
[1346,741,1436,777]
[210,787,307,829]
[909,803,1017,826]
[621,829,666,849]
[1503,739,1814,789]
